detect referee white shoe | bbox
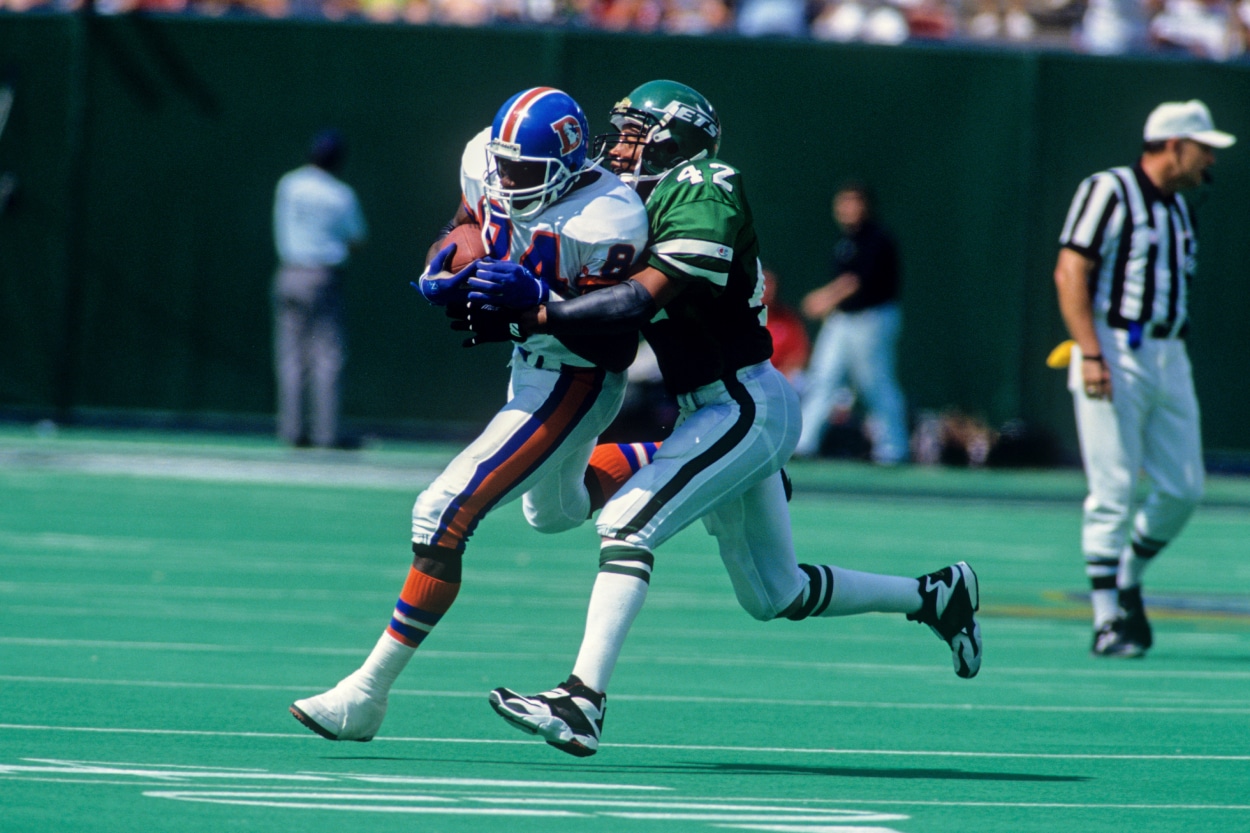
[908,561,982,679]
[489,675,606,757]
[290,675,387,742]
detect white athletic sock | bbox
[821,566,921,616]
[1118,555,1148,590]
[1091,589,1119,627]
[571,546,653,693]
[347,632,415,697]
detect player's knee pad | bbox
[737,592,779,622]
[524,507,585,536]
[522,487,591,536]
[412,542,463,584]
[1146,489,1202,541]
[732,574,803,622]
[1172,484,1204,513]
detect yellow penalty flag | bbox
[1046,339,1075,369]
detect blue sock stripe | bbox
[388,618,431,645]
[619,443,641,471]
[394,598,443,625]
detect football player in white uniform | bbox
[289,87,649,742]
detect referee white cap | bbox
[1144,99,1236,148]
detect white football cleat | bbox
[290,675,387,741]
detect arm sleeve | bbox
[646,195,742,287]
[542,280,657,336]
[1058,174,1120,259]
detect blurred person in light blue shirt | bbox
[1075,0,1159,53]
[272,129,367,449]
[736,0,808,35]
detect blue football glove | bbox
[428,241,459,275]
[412,243,476,306]
[468,258,550,309]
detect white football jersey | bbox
[460,128,649,367]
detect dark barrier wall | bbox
[1,16,1248,453]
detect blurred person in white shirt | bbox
[1076,0,1160,52]
[1151,0,1246,59]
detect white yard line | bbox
[3,674,1249,714]
[2,723,1249,762]
[6,636,1250,680]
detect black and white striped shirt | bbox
[1058,163,1196,337]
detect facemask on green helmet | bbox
[592,80,721,186]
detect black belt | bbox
[514,345,595,374]
[515,346,551,369]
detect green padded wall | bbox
[0,16,1247,453]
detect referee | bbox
[1053,100,1235,658]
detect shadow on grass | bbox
[680,761,1087,782]
[318,756,1087,783]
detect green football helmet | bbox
[593,80,721,184]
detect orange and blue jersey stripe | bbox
[430,365,606,551]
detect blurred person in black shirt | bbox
[795,181,908,464]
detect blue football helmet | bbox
[484,87,590,220]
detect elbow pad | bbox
[543,280,657,336]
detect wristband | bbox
[1082,355,1103,362]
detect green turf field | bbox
[2,425,1249,833]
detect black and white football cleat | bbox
[489,675,606,757]
[908,561,982,679]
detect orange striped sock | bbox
[584,441,661,512]
[385,567,461,648]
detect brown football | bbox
[441,223,487,272]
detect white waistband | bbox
[676,361,774,410]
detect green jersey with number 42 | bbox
[641,158,774,395]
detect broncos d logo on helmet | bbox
[551,115,583,157]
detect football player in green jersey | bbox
[467,81,982,757]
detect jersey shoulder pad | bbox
[459,127,492,212]
[559,170,649,249]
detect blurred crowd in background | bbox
[3,0,1249,63]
